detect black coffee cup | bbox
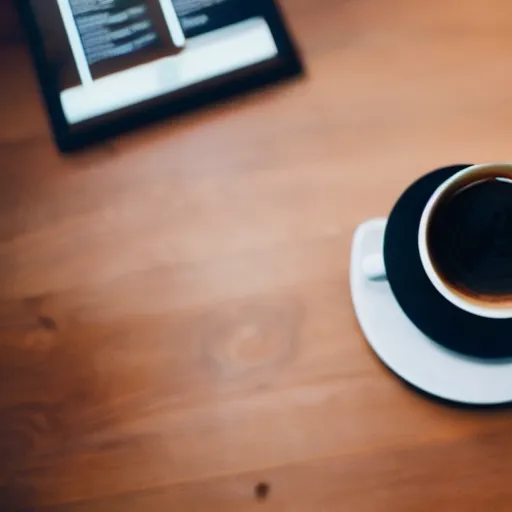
[364,163,512,321]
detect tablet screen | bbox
[23,0,301,148]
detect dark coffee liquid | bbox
[428,177,512,304]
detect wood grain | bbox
[2,0,512,510]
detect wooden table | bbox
[2,0,512,510]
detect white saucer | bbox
[350,218,512,405]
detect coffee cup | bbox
[364,163,512,319]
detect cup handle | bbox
[362,253,387,281]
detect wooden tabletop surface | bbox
[2,0,512,510]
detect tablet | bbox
[18,0,303,151]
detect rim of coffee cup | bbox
[418,163,512,320]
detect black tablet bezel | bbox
[17,0,303,152]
